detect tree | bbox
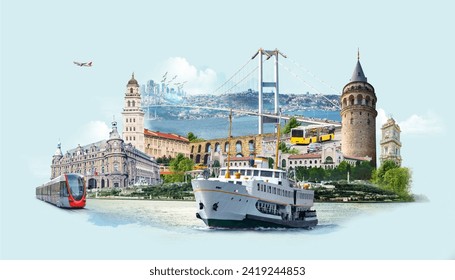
[282,117,301,134]
[165,153,195,182]
[382,167,412,199]
[187,132,197,142]
[373,160,398,185]
[187,132,204,142]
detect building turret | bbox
[340,53,378,167]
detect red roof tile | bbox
[288,153,321,159]
[144,129,189,142]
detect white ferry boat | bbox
[192,157,318,228]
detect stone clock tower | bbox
[340,54,378,167]
[122,73,145,152]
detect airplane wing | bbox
[73,61,82,66]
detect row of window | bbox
[257,183,292,198]
[219,169,286,179]
[298,192,313,200]
[125,126,136,132]
[126,136,136,141]
[125,118,136,123]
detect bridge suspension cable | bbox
[287,57,341,94]
[278,60,341,110]
[212,57,255,95]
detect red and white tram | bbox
[36,173,86,208]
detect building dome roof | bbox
[127,73,138,86]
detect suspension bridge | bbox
[143,48,342,131]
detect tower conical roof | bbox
[350,60,367,82]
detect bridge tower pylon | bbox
[251,48,286,134]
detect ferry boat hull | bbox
[192,176,318,229]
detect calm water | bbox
[84,199,400,234]
[146,110,341,139]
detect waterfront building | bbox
[144,129,190,158]
[380,118,402,166]
[340,54,378,167]
[51,121,160,188]
[121,74,190,159]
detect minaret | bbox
[380,118,402,166]
[340,52,378,167]
[122,73,145,152]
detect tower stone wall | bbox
[340,59,378,167]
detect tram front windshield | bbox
[67,174,84,200]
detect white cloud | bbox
[160,57,218,95]
[77,121,111,145]
[399,112,444,135]
[376,108,388,127]
[377,109,444,135]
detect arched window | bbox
[195,154,201,163]
[248,140,254,151]
[127,101,131,107]
[132,100,135,107]
[349,95,355,106]
[205,143,211,153]
[198,145,201,153]
[215,143,221,152]
[130,88,133,94]
[224,142,229,153]
[236,141,242,153]
[356,94,363,105]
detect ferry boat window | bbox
[262,171,272,177]
[274,172,279,178]
[239,170,245,175]
[246,170,252,176]
[268,186,271,193]
[257,183,260,190]
[282,173,287,179]
[273,187,276,194]
[220,170,226,176]
[253,170,259,176]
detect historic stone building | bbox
[340,55,378,167]
[380,118,402,166]
[51,121,160,188]
[144,129,190,158]
[189,133,274,166]
[121,74,190,159]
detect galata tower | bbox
[340,53,377,167]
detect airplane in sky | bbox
[73,61,92,67]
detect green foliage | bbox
[293,160,372,182]
[382,167,412,200]
[169,153,194,173]
[282,117,301,134]
[156,155,172,165]
[187,132,204,142]
[373,160,398,185]
[164,153,194,182]
[132,182,193,200]
[373,160,413,200]
[278,142,299,154]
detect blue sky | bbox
[1,0,455,260]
